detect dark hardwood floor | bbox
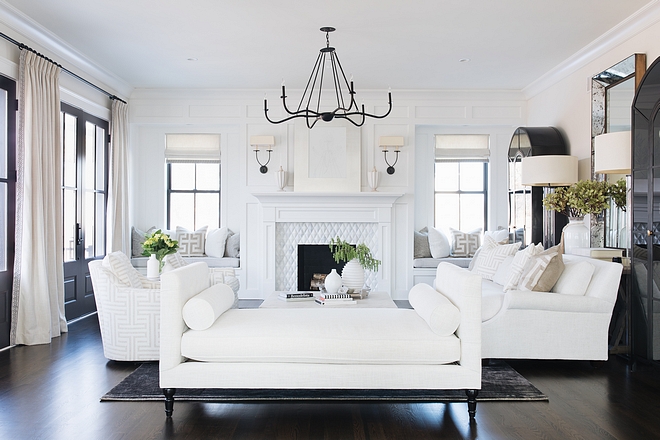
[1,315,659,440]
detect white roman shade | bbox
[165,134,221,162]
[435,134,490,161]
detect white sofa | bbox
[477,254,623,360]
[159,262,482,419]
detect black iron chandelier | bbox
[264,27,392,129]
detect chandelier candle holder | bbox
[264,27,392,129]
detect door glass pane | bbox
[196,163,220,190]
[96,193,105,257]
[63,113,77,188]
[195,193,219,230]
[171,163,195,190]
[0,89,6,179]
[435,162,458,191]
[170,193,195,229]
[83,191,94,259]
[63,189,76,262]
[96,126,105,190]
[85,122,96,191]
[0,182,6,271]
[459,163,484,191]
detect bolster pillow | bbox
[182,283,235,330]
[408,283,461,336]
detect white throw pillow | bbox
[449,228,482,257]
[484,229,509,244]
[427,227,450,258]
[551,261,595,296]
[503,243,543,291]
[176,226,208,257]
[103,251,142,288]
[408,283,461,336]
[206,227,229,258]
[182,283,235,331]
[492,255,514,286]
[471,236,521,281]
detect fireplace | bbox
[251,192,402,297]
[297,244,346,291]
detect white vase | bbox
[368,166,379,192]
[324,269,342,294]
[147,254,159,279]
[276,166,286,191]
[342,259,365,292]
[563,217,590,254]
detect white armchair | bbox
[89,251,161,361]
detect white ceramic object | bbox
[146,254,159,279]
[368,167,379,191]
[342,259,365,292]
[563,218,590,254]
[324,268,342,294]
[276,166,286,191]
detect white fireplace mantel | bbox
[252,192,403,296]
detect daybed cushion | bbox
[181,308,461,365]
[182,283,235,331]
[408,283,461,336]
[413,257,471,268]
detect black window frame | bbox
[166,161,221,230]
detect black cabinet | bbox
[631,56,660,361]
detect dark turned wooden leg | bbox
[466,389,478,419]
[163,388,176,418]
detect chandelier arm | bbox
[297,52,324,113]
[314,52,328,114]
[329,53,345,112]
[265,107,322,124]
[334,113,365,127]
[342,92,393,119]
[333,53,359,112]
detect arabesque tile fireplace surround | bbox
[251,193,403,296]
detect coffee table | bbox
[259,291,397,308]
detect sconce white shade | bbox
[379,136,404,148]
[521,155,578,187]
[250,135,275,147]
[594,131,631,174]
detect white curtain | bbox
[11,50,66,345]
[107,100,130,254]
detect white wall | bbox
[129,88,525,298]
[526,9,660,159]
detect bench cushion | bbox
[181,308,460,365]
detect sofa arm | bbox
[506,290,613,314]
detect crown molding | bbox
[0,0,133,99]
[523,0,660,99]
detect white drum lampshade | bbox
[594,131,631,174]
[521,155,578,187]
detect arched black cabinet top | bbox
[508,127,568,159]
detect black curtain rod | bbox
[0,31,127,104]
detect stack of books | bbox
[315,293,356,306]
[278,292,314,302]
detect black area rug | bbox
[101,361,547,402]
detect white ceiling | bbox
[1,0,654,92]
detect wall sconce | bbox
[250,135,275,174]
[379,136,404,174]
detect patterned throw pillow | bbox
[176,226,208,257]
[518,246,559,291]
[449,228,481,257]
[163,252,187,270]
[471,236,521,281]
[503,243,543,291]
[103,251,142,288]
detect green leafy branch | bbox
[328,237,381,272]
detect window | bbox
[165,134,221,230]
[434,135,489,232]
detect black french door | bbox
[0,75,16,349]
[61,103,108,321]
